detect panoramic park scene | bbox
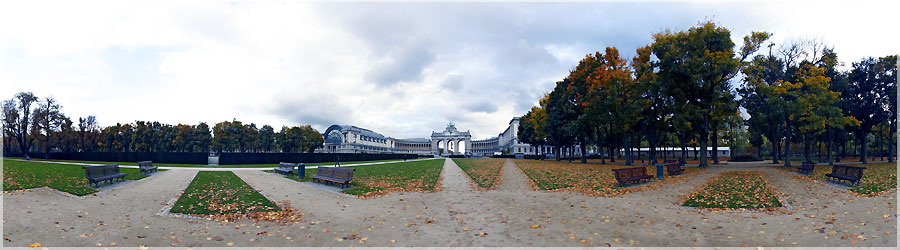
[1,1,898,248]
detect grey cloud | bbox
[464,99,498,113]
[365,39,435,86]
[269,93,352,129]
[441,74,464,91]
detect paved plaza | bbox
[2,159,896,247]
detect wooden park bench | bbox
[274,162,298,175]
[663,159,682,166]
[310,167,355,189]
[612,167,653,187]
[825,165,866,186]
[665,163,684,176]
[137,161,158,175]
[83,164,127,187]
[797,162,815,175]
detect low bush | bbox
[729,153,762,162]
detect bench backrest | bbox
[832,165,866,179]
[138,161,153,168]
[665,163,681,171]
[331,168,355,179]
[278,162,296,170]
[316,167,355,179]
[84,164,120,178]
[663,159,677,164]
[613,167,646,179]
[801,162,815,169]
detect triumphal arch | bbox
[431,123,471,156]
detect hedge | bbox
[3,152,420,165]
[5,152,208,164]
[218,153,419,165]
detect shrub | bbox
[729,153,762,162]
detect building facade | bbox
[319,118,535,157]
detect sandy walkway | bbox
[3,159,896,247]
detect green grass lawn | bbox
[2,159,161,196]
[5,157,405,168]
[274,159,444,197]
[682,171,782,209]
[452,158,505,189]
[170,171,280,215]
[788,162,897,195]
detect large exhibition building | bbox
[319,118,544,157]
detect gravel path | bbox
[3,159,895,247]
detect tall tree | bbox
[31,97,64,158]
[5,92,39,154]
[259,125,276,153]
[77,116,100,152]
[654,22,767,167]
[844,57,893,164]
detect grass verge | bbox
[2,159,160,196]
[512,159,698,196]
[274,159,444,197]
[787,162,897,195]
[452,158,504,189]
[170,171,279,215]
[682,171,782,209]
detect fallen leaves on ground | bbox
[513,159,700,197]
[28,243,41,248]
[682,171,782,209]
[453,158,505,189]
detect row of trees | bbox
[518,21,897,167]
[2,93,325,156]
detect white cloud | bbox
[1,1,897,139]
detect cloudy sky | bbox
[1,1,897,139]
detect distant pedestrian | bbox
[25,154,30,161]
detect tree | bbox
[2,99,19,153]
[653,22,766,167]
[194,122,212,152]
[77,116,100,152]
[4,92,39,154]
[844,57,893,164]
[31,97,64,158]
[633,45,667,164]
[793,62,857,163]
[242,123,260,152]
[259,125,276,152]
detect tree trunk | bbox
[597,127,606,164]
[839,138,845,162]
[890,122,895,163]
[860,132,868,164]
[580,136,587,163]
[649,132,658,164]
[879,123,884,161]
[828,127,834,166]
[769,125,779,164]
[783,115,792,168]
[804,132,811,163]
[608,126,616,163]
[680,132,687,165]
[711,120,719,165]
[698,114,710,168]
[555,146,560,161]
[623,132,631,166]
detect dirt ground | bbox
[2,158,897,247]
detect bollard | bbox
[297,163,306,179]
[656,164,664,179]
